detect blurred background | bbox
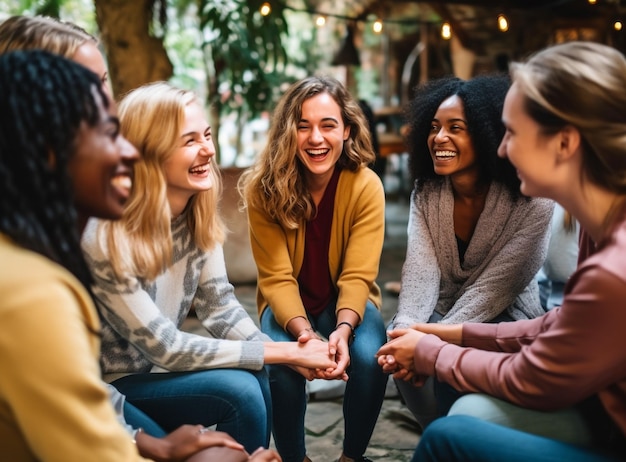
[2,0,623,169]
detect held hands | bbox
[322,328,350,381]
[295,328,349,381]
[293,334,338,370]
[376,329,428,384]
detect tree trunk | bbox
[94,0,173,97]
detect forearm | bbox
[411,322,462,345]
[135,431,172,461]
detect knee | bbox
[416,415,469,456]
[223,373,267,408]
[448,393,503,419]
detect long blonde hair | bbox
[0,15,96,58]
[101,81,225,281]
[238,75,376,229]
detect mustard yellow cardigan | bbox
[247,167,385,329]
[0,235,149,461]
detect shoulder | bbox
[80,218,107,255]
[337,168,384,210]
[0,236,92,316]
[339,166,381,186]
[513,196,554,219]
[584,214,626,281]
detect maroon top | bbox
[414,203,626,438]
[298,167,341,316]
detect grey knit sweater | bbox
[82,215,270,382]
[393,179,554,327]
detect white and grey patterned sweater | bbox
[393,179,554,327]
[82,214,269,383]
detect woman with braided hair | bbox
[0,48,147,461]
[0,18,283,462]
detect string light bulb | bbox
[615,20,623,31]
[260,2,271,16]
[441,22,452,40]
[373,19,383,34]
[497,14,509,32]
[315,15,326,27]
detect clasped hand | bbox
[293,329,349,381]
[376,328,428,386]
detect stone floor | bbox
[183,197,421,461]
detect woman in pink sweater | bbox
[377,41,626,461]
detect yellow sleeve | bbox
[248,205,307,329]
[0,263,151,461]
[333,168,385,319]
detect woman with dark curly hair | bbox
[238,76,388,462]
[388,74,554,430]
[379,40,626,462]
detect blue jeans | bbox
[448,393,595,446]
[123,400,167,437]
[261,301,388,462]
[413,415,622,462]
[112,368,271,453]
[394,309,515,430]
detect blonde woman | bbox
[239,76,388,462]
[81,81,335,455]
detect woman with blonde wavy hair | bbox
[239,75,388,462]
[81,81,336,457]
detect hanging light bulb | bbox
[497,14,509,32]
[259,2,271,16]
[315,15,326,27]
[588,0,597,4]
[615,20,623,31]
[441,22,452,40]
[373,19,383,34]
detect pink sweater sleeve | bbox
[413,266,626,411]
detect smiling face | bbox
[498,82,559,198]
[163,101,215,215]
[68,89,139,227]
[296,92,350,186]
[428,94,478,179]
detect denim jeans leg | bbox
[261,308,308,462]
[316,301,388,459]
[123,400,167,437]
[112,368,270,453]
[413,415,621,462]
[447,393,595,447]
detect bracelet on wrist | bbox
[335,321,356,345]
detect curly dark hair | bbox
[405,74,522,199]
[0,49,108,289]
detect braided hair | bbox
[0,49,108,289]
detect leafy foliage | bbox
[197,0,290,119]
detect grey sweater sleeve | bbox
[393,187,442,328]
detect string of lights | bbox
[258,1,623,39]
